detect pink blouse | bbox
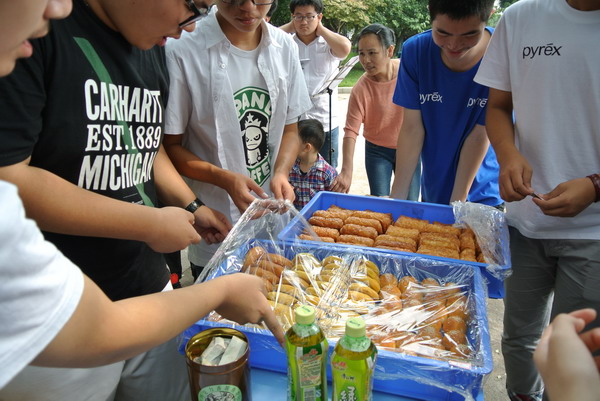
[343,61,404,149]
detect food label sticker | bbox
[198,384,242,401]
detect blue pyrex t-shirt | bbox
[393,28,501,206]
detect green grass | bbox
[339,51,364,87]
[340,69,364,87]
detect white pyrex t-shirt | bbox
[475,0,600,240]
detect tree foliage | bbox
[370,0,429,48]
[270,0,430,51]
[488,0,520,27]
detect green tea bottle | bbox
[285,304,329,401]
[331,317,378,401]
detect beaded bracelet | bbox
[587,174,600,203]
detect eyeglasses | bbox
[221,0,275,5]
[292,14,318,21]
[179,0,211,29]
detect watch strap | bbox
[184,198,204,213]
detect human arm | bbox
[316,21,351,59]
[153,145,232,243]
[449,124,490,202]
[270,122,301,201]
[390,108,424,199]
[33,273,284,368]
[0,159,201,253]
[533,309,600,401]
[279,21,295,34]
[163,134,268,213]
[330,136,355,193]
[486,88,535,202]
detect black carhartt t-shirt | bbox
[0,0,170,300]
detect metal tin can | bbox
[185,327,252,401]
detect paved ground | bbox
[181,91,508,400]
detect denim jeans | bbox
[364,140,421,199]
[319,126,339,168]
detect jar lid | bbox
[295,304,316,325]
[346,317,366,337]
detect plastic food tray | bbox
[181,239,493,401]
[278,192,509,298]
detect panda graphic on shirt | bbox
[234,86,272,187]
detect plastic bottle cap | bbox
[345,317,366,337]
[295,305,316,325]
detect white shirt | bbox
[165,11,311,264]
[0,181,84,388]
[474,0,600,240]
[292,34,342,131]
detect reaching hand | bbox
[146,207,200,253]
[533,177,596,217]
[330,169,352,193]
[193,206,232,244]
[497,150,535,202]
[270,173,295,202]
[213,273,285,346]
[534,309,600,401]
[224,171,269,214]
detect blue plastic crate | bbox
[181,239,493,401]
[278,192,508,298]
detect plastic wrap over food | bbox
[196,199,298,284]
[182,199,493,400]
[277,192,510,298]
[452,201,511,281]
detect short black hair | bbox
[298,119,325,151]
[267,0,278,18]
[356,24,396,50]
[428,0,495,23]
[289,0,323,14]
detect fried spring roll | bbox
[312,209,350,221]
[459,231,476,250]
[351,210,393,231]
[417,247,460,260]
[394,215,429,231]
[337,234,375,247]
[419,237,459,252]
[340,223,378,240]
[374,235,417,251]
[385,225,420,241]
[309,225,339,240]
[327,205,354,219]
[375,245,415,253]
[421,222,461,237]
[344,216,383,234]
[308,215,344,230]
[420,231,460,245]
[459,248,477,262]
[298,234,335,243]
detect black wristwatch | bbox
[184,197,204,213]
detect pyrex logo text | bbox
[420,92,442,104]
[522,43,562,59]
[467,97,487,108]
